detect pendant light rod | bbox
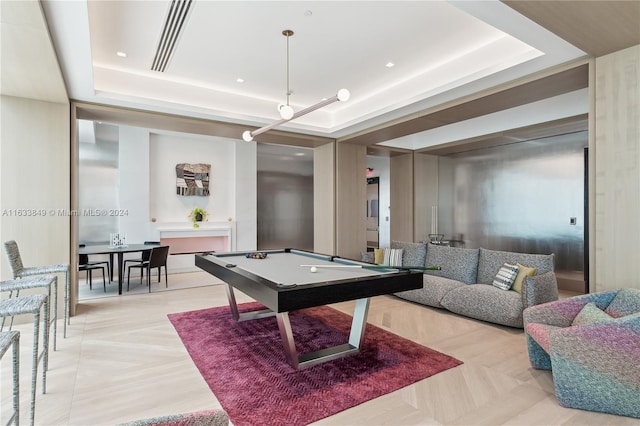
[284,29,293,107]
[243,89,350,142]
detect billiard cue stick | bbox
[299,264,441,270]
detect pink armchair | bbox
[523,289,640,418]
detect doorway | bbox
[257,143,314,251]
[366,177,379,250]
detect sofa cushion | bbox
[395,275,465,308]
[604,288,640,318]
[512,263,536,294]
[572,302,614,326]
[477,248,554,285]
[492,263,519,290]
[425,244,479,285]
[440,283,524,327]
[521,272,560,308]
[391,241,427,268]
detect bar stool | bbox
[3,240,69,346]
[0,276,57,351]
[0,330,20,426]
[0,293,49,426]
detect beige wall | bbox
[314,142,336,255]
[413,153,439,243]
[0,95,71,317]
[335,142,367,259]
[390,153,414,242]
[592,44,640,292]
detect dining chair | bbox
[78,253,107,292]
[123,241,159,282]
[3,240,69,344]
[79,243,111,279]
[127,245,169,292]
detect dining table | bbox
[79,243,160,295]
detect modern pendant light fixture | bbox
[277,29,295,121]
[242,29,350,142]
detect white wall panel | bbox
[118,126,150,243]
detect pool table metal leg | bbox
[276,297,371,370]
[349,297,370,347]
[225,285,274,321]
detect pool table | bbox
[195,248,422,369]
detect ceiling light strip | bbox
[151,0,193,72]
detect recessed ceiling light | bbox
[385,62,395,68]
[236,78,245,83]
[116,51,127,58]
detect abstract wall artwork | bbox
[176,163,210,196]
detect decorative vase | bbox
[195,213,203,222]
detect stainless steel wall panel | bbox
[438,131,587,277]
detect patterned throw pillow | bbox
[492,263,519,290]
[391,241,427,268]
[572,302,613,326]
[383,248,403,267]
[512,263,537,293]
[604,288,640,318]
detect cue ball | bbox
[310,266,318,273]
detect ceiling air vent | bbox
[151,0,194,72]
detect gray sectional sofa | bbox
[389,241,559,328]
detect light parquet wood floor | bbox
[1,272,637,425]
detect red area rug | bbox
[168,302,462,426]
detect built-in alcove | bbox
[415,129,588,293]
[257,143,314,251]
[75,118,253,292]
[366,177,379,250]
[365,154,392,250]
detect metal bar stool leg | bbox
[0,330,20,426]
[64,270,70,334]
[0,294,49,426]
[50,276,57,350]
